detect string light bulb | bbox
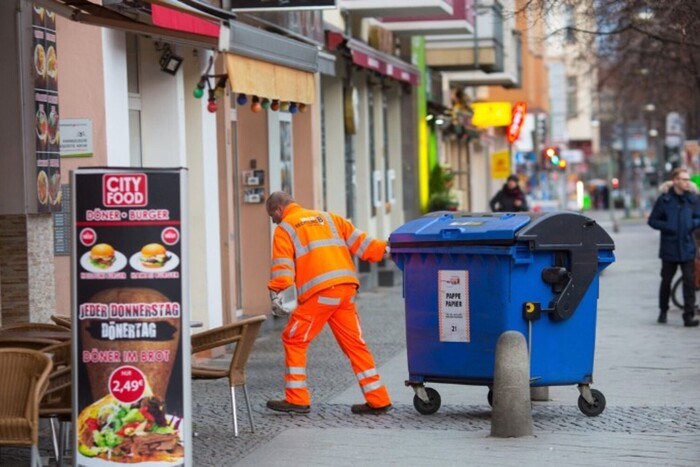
[207,89,217,113]
[261,98,271,110]
[236,93,248,106]
[289,103,298,114]
[299,103,308,113]
[270,100,280,111]
[214,76,227,99]
[251,95,262,113]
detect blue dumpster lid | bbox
[389,212,532,244]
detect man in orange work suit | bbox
[265,191,392,415]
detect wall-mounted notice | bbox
[438,270,470,343]
[60,118,93,157]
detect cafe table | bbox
[0,328,71,342]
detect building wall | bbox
[53,15,108,317]
[485,1,549,113]
[321,76,347,216]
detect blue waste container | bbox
[389,211,615,416]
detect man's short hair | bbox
[671,168,689,180]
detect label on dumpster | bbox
[438,270,470,342]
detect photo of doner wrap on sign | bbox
[77,287,184,464]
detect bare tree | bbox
[520,0,700,137]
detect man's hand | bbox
[270,290,290,317]
[383,245,392,262]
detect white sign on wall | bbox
[60,118,93,157]
[438,270,470,342]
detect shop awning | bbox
[224,53,315,104]
[34,0,220,48]
[326,31,420,86]
[219,21,319,104]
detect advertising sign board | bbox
[230,0,337,11]
[72,168,191,466]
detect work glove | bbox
[270,290,290,317]
[383,245,392,262]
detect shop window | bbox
[566,76,578,119]
[368,87,377,217]
[279,114,293,196]
[126,34,142,167]
[382,93,393,208]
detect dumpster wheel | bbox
[413,387,441,415]
[577,388,606,417]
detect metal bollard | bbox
[491,331,533,438]
[530,386,550,401]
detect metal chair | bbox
[191,315,266,437]
[0,348,53,467]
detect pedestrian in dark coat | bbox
[648,168,700,326]
[489,174,528,212]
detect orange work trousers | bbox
[281,284,391,408]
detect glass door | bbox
[267,111,297,309]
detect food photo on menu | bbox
[77,388,184,463]
[36,105,48,147]
[130,243,179,273]
[37,169,49,206]
[76,286,184,465]
[81,243,127,273]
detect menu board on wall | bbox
[72,168,191,466]
[32,4,61,212]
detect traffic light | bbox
[542,146,566,171]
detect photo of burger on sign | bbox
[81,243,128,273]
[130,243,179,273]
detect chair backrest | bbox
[191,315,266,386]
[0,348,53,445]
[50,315,72,329]
[43,341,71,367]
[0,337,60,351]
[40,336,72,417]
[0,322,67,333]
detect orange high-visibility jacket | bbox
[267,203,386,303]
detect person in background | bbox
[648,168,700,327]
[490,174,529,212]
[265,191,392,415]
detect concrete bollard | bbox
[490,331,533,438]
[530,386,550,401]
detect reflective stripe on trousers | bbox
[280,284,391,407]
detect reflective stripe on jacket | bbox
[267,203,386,302]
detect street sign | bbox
[491,150,510,179]
[666,111,684,148]
[506,101,527,144]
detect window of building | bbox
[368,86,377,217]
[126,34,142,167]
[566,76,578,118]
[279,113,293,196]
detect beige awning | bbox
[225,53,315,105]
